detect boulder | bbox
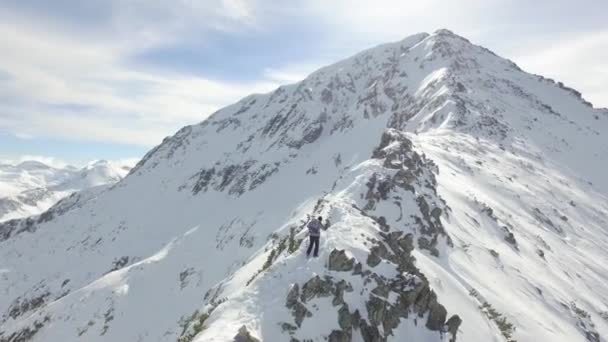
[446,314,462,341]
[292,302,311,327]
[301,276,333,302]
[367,243,388,267]
[286,284,299,308]
[425,302,447,331]
[338,305,353,331]
[328,249,355,272]
[233,325,260,342]
[328,330,350,342]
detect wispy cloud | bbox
[263,63,328,84]
[0,2,280,146]
[0,155,71,169]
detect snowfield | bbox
[0,29,607,342]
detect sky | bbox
[0,0,607,166]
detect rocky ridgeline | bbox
[367,129,452,255]
[277,130,460,341]
[174,128,461,341]
[283,243,460,342]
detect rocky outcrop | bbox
[328,249,355,272]
[281,218,461,342]
[285,284,311,327]
[309,129,462,341]
[0,315,50,342]
[446,315,463,342]
[368,130,451,256]
[233,325,260,342]
[191,160,281,196]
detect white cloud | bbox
[0,11,281,146]
[3,155,71,169]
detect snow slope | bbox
[0,29,607,342]
[0,160,131,222]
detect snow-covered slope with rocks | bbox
[0,160,131,222]
[1,29,607,342]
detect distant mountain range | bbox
[0,160,132,222]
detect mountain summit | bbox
[1,30,607,342]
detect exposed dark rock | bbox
[286,284,300,308]
[533,207,562,234]
[280,322,297,333]
[301,276,334,302]
[107,256,129,273]
[328,330,350,342]
[7,292,50,320]
[191,160,265,196]
[367,253,382,267]
[446,315,462,341]
[363,173,392,210]
[0,217,38,243]
[371,278,391,299]
[353,262,363,275]
[359,320,385,342]
[0,315,50,342]
[382,305,402,335]
[179,267,194,290]
[285,283,312,327]
[426,302,448,330]
[370,215,390,232]
[233,325,260,342]
[289,122,324,149]
[431,207,442,220]
[397,234,415,254]
[249,163,280,191]
[417,237,439,257]
[332,280,353,306]
[503,228,517,247]
[338,305,353,331]
[292,302,311,327]
[366,245,384,267]
[536,249,545,259]
[328,249,355,272]
[214,117,241,133]
[321,89,333,104]
[570,302,600,342]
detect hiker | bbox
[306,216,323,257]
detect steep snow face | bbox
[0,160,131,222]
[1,29,607,342]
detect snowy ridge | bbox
[1,29,607,342]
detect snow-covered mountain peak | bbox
[1,30,607,342]
[68,160,128,188]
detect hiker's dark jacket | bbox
[307,219,322,237]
